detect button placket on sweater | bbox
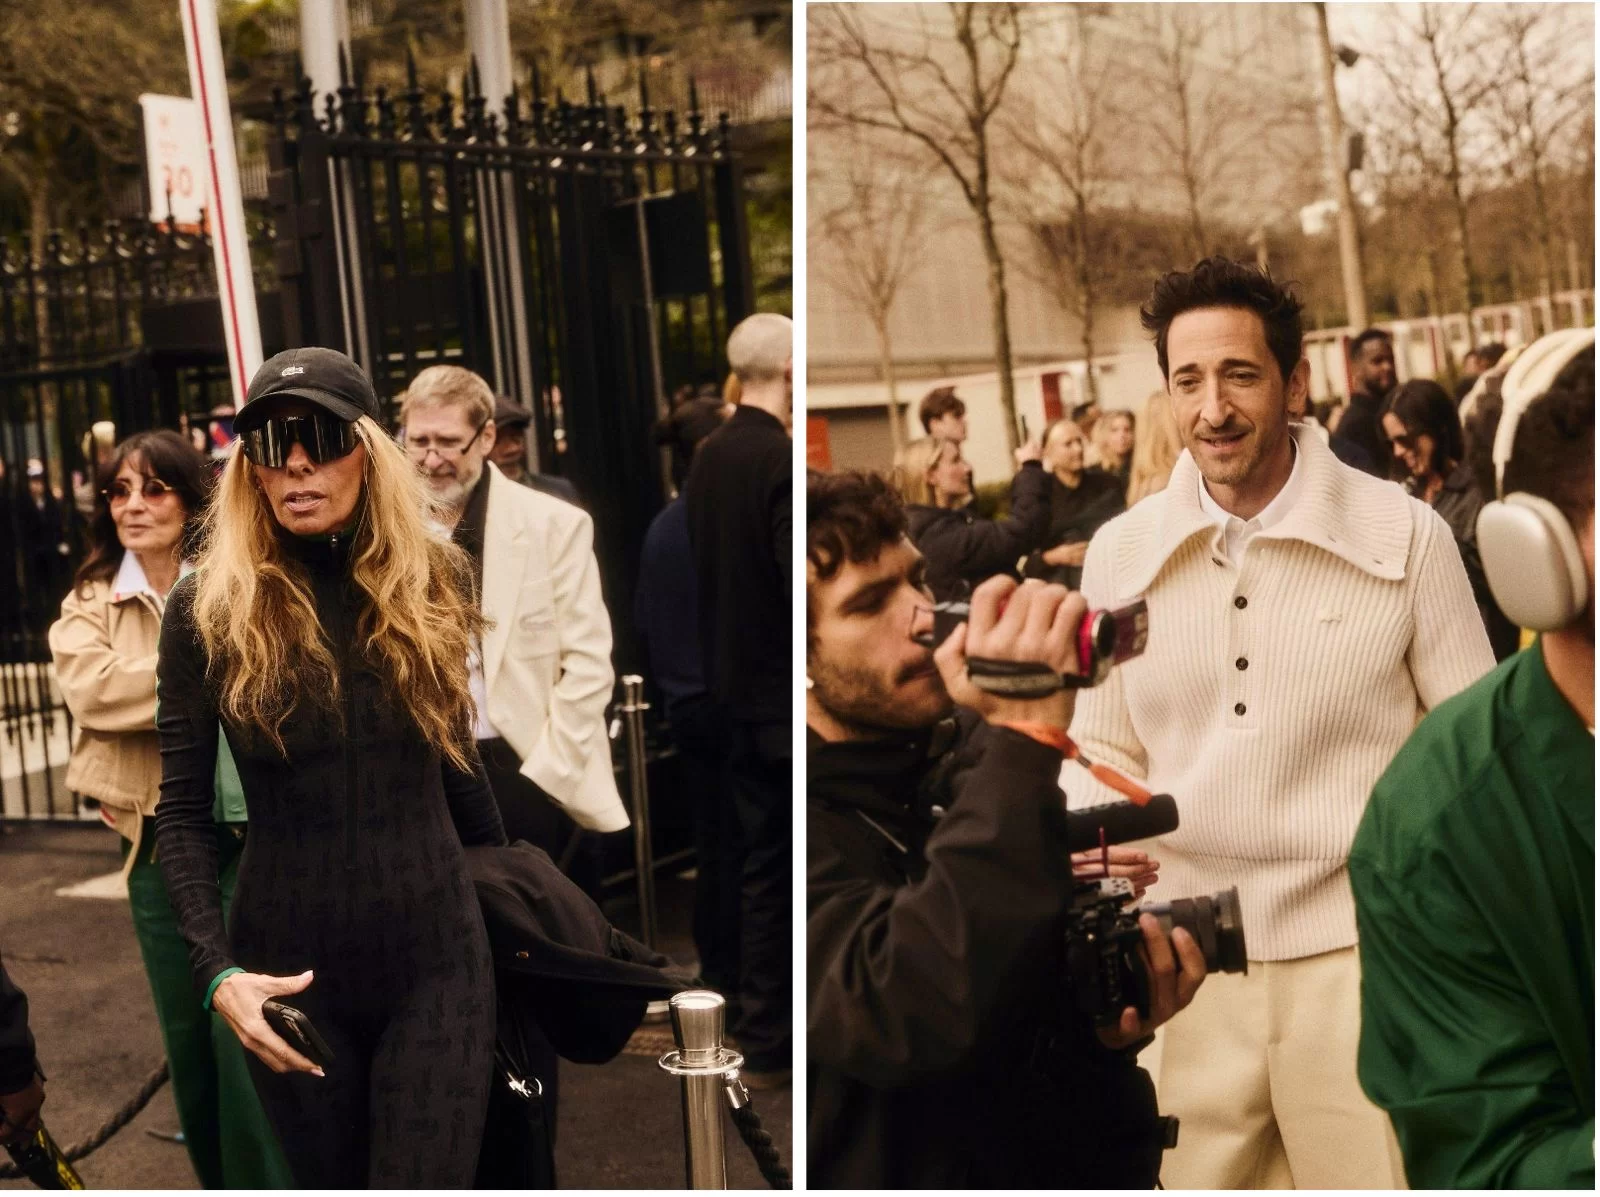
[1228,550,1259,728]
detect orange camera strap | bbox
[991,720,1155,806]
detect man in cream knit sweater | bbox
[1061,258,1495,1189]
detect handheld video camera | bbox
[911,598,1149,694]
[1064,796,1247,1026]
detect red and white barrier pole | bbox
[178,0,262,407]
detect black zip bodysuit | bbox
[153,531,507,1187]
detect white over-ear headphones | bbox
[1475,328,1594,632]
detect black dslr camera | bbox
[1063,796,1248,1026]
[911,598,1148,693]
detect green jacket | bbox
[1351,643,1593,1189]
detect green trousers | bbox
[124,824,293,1189]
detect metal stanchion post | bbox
[620,674,657,947]
[659,990,743,1189]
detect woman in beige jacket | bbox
[47,429,289,1187]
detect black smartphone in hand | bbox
[261,999,335,1069]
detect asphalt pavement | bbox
[0,823,791,1190]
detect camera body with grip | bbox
[911,598,1149,694]
[1065,797,1248,1026]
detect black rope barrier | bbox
[4,1055,787,1189]
[728,1096,791,1190]
[0,1062,169,1181]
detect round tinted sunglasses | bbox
[102,478,177,505]
[239,412,361,468]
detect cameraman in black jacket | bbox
[806,469,1206,1188]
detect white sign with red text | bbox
[139,94,206,226]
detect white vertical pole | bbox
[299,0,370,368]
[464,0,514,109]
[178,0,263,406]
[465,0,536,433]
[299,0,352,114]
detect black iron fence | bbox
[0,59,757,830]
[0,221,260,820]
[267,58,753,665]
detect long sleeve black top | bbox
[153,532,507,996]
[683,404,791,726]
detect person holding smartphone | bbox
[894,433,1052,602]
[154,348,508,1188]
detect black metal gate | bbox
[0,224,239,819]
[265,62,755,667]
[0,62,759,824]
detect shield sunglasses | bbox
[239,411,362,468]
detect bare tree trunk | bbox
[978,205,1018,449]
[1443,131,1479,310]
[1423,249,1442,317]
[1173,76,1207,258]
[963,17,1019,456]
[28,181,49,252]
[1079,303,1100,407]
[27,177,50,359]
[1529,163,1556,302]
[1184,186,1207,261]
[874,315,905,457]
[1074,203,1099,407]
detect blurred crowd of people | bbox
[1,314,794,1186]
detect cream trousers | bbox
[1152,944,1407,1189]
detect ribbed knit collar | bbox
[276,520,356,576]
[1124,422,1413,594]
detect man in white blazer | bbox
[399,365,628,882]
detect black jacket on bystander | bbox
[906,461,1052,603]
[684,405,791,726]
[807,711,1166,1189]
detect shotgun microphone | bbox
[1065,794,1179,853]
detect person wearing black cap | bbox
[154,346,508,1187]
[488,396,581,505]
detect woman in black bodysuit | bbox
[154,347,506,1187]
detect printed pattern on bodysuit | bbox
[154,547,507,1188]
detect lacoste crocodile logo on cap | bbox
[282,365,306,376]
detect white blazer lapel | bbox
[480,465,528,690]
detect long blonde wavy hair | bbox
[191,416,482,769]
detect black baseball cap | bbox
[235,347,382,434]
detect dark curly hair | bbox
[806,469,908,641]
[73,429,211,594]
[1502,385,1594,527]
[1141,257,1305,384]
